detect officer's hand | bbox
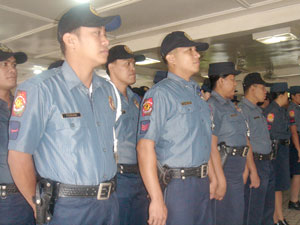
[243,167,249,184]
[215,180,226,200]
[249,172,260,188]
[209,179,218,200]
[148,199,167,225]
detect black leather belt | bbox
[0,183,19,198]
[167,163,208,180]
[117,164,139,174]
[223,145,249,157]
[253,152,275,161]
[56,177,116,200]
[278,139,290,146]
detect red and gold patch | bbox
[142,98,153,116]
[12,90,27,117]
[289,110,295,118]
[267,113,275,123]
[109,96,116,111]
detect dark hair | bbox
[209,74,231,90]
[270,92,285,102]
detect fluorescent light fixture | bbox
[253,27,298,44]
[33,65,46,75]
[136,57,160,65]
[75,0,90,3]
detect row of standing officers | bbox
[1,3,300,225]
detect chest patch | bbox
[181,101,192,106]
[62,113,81,118]
[109,96,116,111]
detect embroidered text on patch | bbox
[12,90,27,117]
[9,121,20,140]
[142,98,153,116]
[140,120,150,134]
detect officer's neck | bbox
[65,56,94,88]
[214,87,231,100]
[110,76,128,99]
[0,89,12,107]
[245,94,258,105]
[274,97,285,107]
[168,67,192,81]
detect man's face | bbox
[74,26,109,67]
[170,46,200,75]
[220,74,237,98]
[292,93,300,105]
[0,56,17,91]
[109,58,136,86]
[253,84,267,102]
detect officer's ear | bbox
[63,33,78,50]
[165,53,175,65]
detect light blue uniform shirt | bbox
[208,91,248,147]
[8,62,117,185]
[137,72,212,168]
[239,98,272,154]
[264,101,291,140]
[115,88,140,164]
[0,96,14,183]
[288,102,300,132]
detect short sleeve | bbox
[208,102,221,136]
[8,81,48,154]
[137,88,168,144]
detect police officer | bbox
[7,4,121,225]
[264,82,291,225]
[0,44,35,225]
[288,86,300,210]
[239,73,275,225]
[207,62,259,225]
[106,45,149,225]
[137,31,217,225]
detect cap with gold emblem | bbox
[160,31,209,59]
[57,3,121,42]
[0,43,27,64]
[106,45,145,67]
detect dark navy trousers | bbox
[164,176,213,225]
[116,173,149,225]
[0,192,35,225]
[47,192,119,225]
[214,156,246,225]
[244,160,275,225]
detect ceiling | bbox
[1,0,300,91]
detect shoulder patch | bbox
[289,110,295,118]
[267,113,275,123]
[142,98,153,116]
[12,90,27,117]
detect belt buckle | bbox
[200,165,208,178]
[97,182,112,200]
[242,146,249,157]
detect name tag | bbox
[230,114,237,117]
[62,113,81,118]
[254,116,260,119]
[181,101,192,106]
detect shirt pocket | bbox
[47,112,87,131]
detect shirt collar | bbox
[167,72,196,88]
[242,97,263,113]
[211,90,229,105]
[62,61,103,91]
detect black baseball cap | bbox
[0,43,27,64]
[58,4,121,42]
[153,71,168,84]
[243,72,266,89]
[270,82,290,93]
[160,31,209,58]
[208,62,241,77]
[290,86,300,94]
[106,45,145,66]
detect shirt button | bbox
[70,123,75,128]
[97,122,101,126]
[103,175,107,179]
[103,148,107,152]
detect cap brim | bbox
[232,70,242,76]
[134,55,145,62]
[103,15,121,32]
[13,52,27,64]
